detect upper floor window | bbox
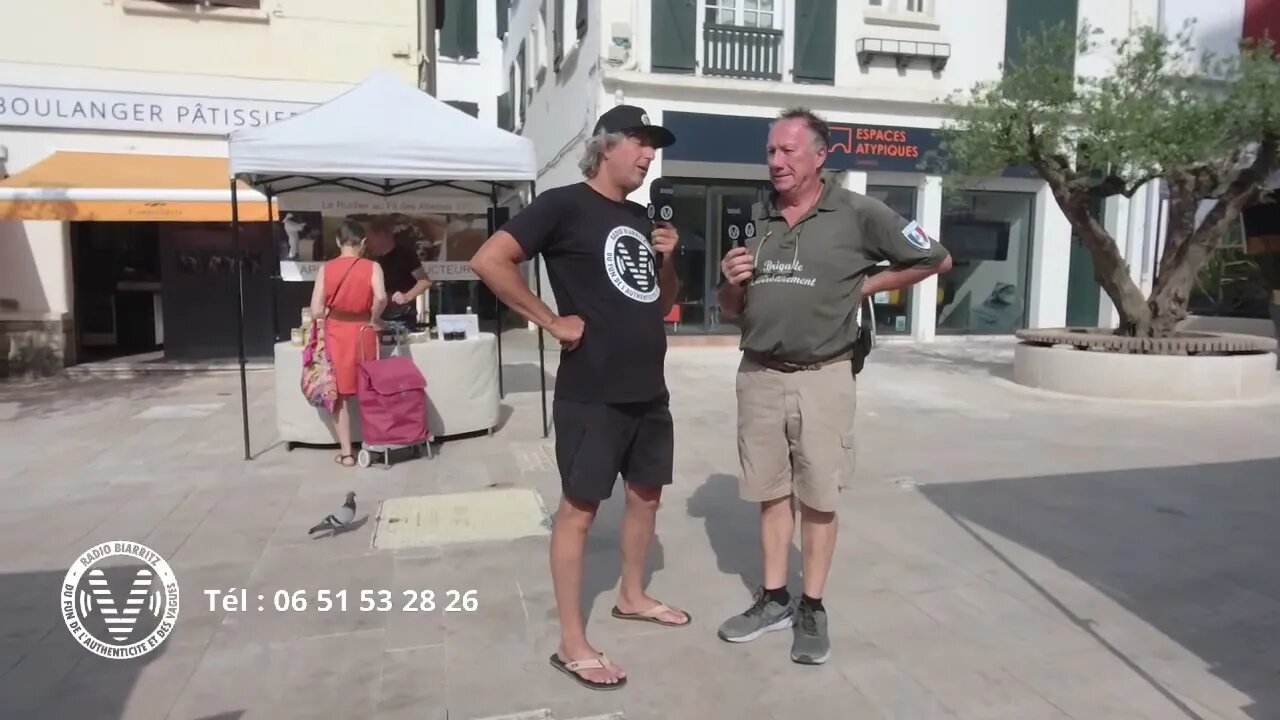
[152,0,261,7]
[706,0,778,29]
[865,0,938,27]
[868,0,933,16]
[439,0,478,60]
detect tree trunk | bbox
[1150,140,1275,339]
[1050,185,1152,334]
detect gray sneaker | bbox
[717,588,795,643]
[790,601,830,664]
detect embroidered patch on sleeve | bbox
[901,221,932,250]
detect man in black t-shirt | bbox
[366,216,430,328]
[471,105,687,691]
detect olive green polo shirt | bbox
[736,179,949,364]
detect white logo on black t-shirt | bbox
[603,225,659,303]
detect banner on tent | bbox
[277,191,493,216]
[275,209,496,283]
[279,260,482,282]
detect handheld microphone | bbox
[646,178,676,269]
[722,197,751,249]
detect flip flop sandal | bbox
[549,653,627,691]
[334,454,356,467]
[611,603,691,627]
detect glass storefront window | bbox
[937,190,1036,335]
[865,185,916,335]
[668,183,710,331]
[664,179,767,334]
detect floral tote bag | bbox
[300,319,339,413]
[299,260,360,413]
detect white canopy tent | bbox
[225,68,549,460]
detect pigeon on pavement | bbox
[308,491,357,534]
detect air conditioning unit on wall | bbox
[608,21,633,64]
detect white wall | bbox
[1161,0,1247,67]
[436,0,507,125]
[511,0,606,191]
[1075,0,1161,79]
[503,0,612,312]
[0,0,420,85]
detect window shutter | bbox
[440,0,478,60]
[1004,0,1078,73]
[793,0,836,84]
[446,100,480,118]
[554,0,565,69]
[498,90,514,130]
[576,0,587,39]
[651,0,696,74]
[496,0,509,38]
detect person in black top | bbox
[365,216,430,329]
[470,105,687,690]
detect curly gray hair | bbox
[579,131,628,178]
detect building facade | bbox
[500,0,1279,341]
[0,0,508,375]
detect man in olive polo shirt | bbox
[715,107,952,665]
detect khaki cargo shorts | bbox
[734,354,857,513]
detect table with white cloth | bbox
[274,332,501,448]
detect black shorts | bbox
[552,395,675,502]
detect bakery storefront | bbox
[0,84,321,376]
[652,110,1061,342]
[0,83,524,377]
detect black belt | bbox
[744,350,853,373]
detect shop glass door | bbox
[936,190,1036,334]
[865,185,917,335]
[705,185,764,332]
[667,183,709,333]
[1065,197,1104,327]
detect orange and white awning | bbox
[0,151,270,222]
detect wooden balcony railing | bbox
[702,23,783,81]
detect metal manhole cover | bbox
[371,488,552,550]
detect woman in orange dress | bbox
[309,219,387,466]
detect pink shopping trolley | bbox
[354,326,432,469]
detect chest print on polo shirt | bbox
[750,229,818,288]
[603,225,660,303]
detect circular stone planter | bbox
[1012,328,1278,402]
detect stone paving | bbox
[1,332,1279,720]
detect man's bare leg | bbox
[614,483,689,625]
[799,503,837,599]
[760,495,795,589]
[551,495,624,684]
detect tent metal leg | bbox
[231,180,251,461]
[496,302,504,398]
[267,194,280,344]
[488,197,505,399]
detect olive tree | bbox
[937,21,1279,338]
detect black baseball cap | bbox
[592,104,676,149]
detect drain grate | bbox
[371,488,552,550]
